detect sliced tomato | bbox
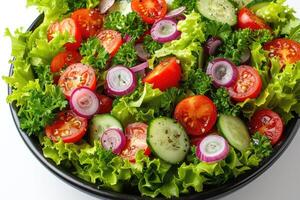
[45,110,88,143]
[249,109,284,145]
[143,57,181,91]
[228,65,262,102]
[58,63,97,99]
[264,38,300,68]
[237,7,271,31]
[131,0,167,24]
[71,8,103,39]
[47,18,82,50]
[174,95,217,136]
[97,94,113,114]
[120,122,151,162]
[97,30,123,57]
[50,50,82,73]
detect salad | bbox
[4,0,300,198]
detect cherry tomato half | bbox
[237,7,271,31]
[131,0,167,24]
[97,30,123,57]
[143,57,182,91]
[71,8,103,39]
[228,65,262,102]
[174,95,217,136]
[249,109,284,145]
[58,63,97,99]
[46,110,88,143]
[47,18,82,50]
[97,94,113,114]
[264,38,300,68]
[50,50,82,73]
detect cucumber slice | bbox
[246,0,272,12]
[147,117,190,164]
[108,0,132,15]
[232,0,252,8]
[217,114,250,151]
[197,0,237,26]
[89,114,123,142]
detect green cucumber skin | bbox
[246,0,272,11]
[147,117,190,164]
[89,114,123,143]
[217,114,250,152]
[197,0,237,26]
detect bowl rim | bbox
[8,14,300,200]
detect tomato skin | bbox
[58,63,97,99]
[264,38,300,67]
[45,110,88,143]
[131,0,167,24]
[120,122,150,162]
[238,8,271,31]
[249,109,284,145]
[47,18,82,50]
[71,8,103,39]
[143,57,182,91]
[50,50,82,73]
[174,95,217,136]
[97,94,113,114]
[228,65,262,102]
[97,30,123,57]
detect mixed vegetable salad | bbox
[4,0,300,198]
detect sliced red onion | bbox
[151,18,181,43]
[240,48,251,64]
[165,6,186,19]
[105,66,137,96]
[196,135,229,163]
[99,0,115,14]
[70,87,100,118]
[135,43,150,61]
[204,37,223,56]
[124,34,132,43]
[101,128,126,154]
[130,62,149,73]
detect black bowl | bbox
[8,15,300,200]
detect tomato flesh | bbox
[174,95,217,136]
[50,50,82,73]
[120,122,150,162]
[46,110,88,143]
[97,94,113,114]
[238,8,271,31]
[228,65,262,102]
[131,0,167,24]
[143,57,182,91]
[264,38,300,67]
[71,8,103,39]
[97,30,123,57]
[249,109,284,145]
[58,63,97,98]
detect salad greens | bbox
[4,0,300,198]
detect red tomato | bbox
[45,110,88,143]
[237,8,271,31]
[71,8,103,39]
[249,109,284,145]
[120,122,151,162]
[228,65,262,102]
[174,95,217,136]
[143,57,182,91]
[264,38,300,68]
[50,50,82,73]
[47,18,82,50]
[97,30,123,57]
[97,94,113,114]
[131,0,167,24]
[58,63,97,99]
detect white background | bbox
[0,0,300,199]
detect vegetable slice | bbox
[130,62,149,73]
[105,66,137,96]
[100,0,115,14]
[204,37,223,56]
[101,128,126,154]
[165,6,186,19]
[147,117,190,164]
[70,87,100,118]
[135,43,150,61]
[196,135,229,163]
[151,18,181,43]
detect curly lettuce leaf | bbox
[151,11,205,80]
